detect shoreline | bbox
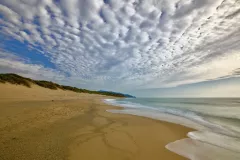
[103,98,196,156]
[0,83,192,160]
[105,98,240,160]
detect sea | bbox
[104,98,240,160]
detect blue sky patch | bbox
[1,36,56,69]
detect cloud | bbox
[0,50,66,82]
[0,0,240,92]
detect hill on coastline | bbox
[0,73,135,98]
[99,90,136,98]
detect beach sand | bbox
[0,83,191,160]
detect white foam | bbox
[204,116,240,137]
[189,106,240,120]
[103,98,116,103]
[166,138,240,160]
[187,131,240,153]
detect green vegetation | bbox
[0,73,31,87]
[34,80,61,90]
[0,73,127,97]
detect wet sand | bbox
[0,83,191,160]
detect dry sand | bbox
[0,83,191,160]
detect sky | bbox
[0,0,240,97]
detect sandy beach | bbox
[0,83,192,160]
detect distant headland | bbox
[99,90,136,98]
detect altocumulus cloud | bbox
[0,0,240,91]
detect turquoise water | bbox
[105,98,240,160]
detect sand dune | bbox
[0,83,191,160]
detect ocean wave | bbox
[104,98,240,160]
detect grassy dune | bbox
[0,73,127,97]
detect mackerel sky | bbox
[0,0,240,97]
